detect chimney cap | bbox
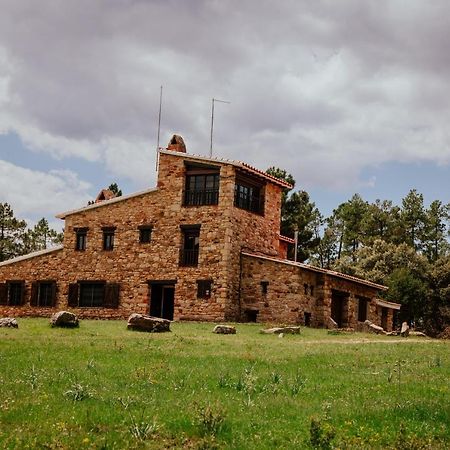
[167,134,186,153]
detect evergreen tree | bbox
[401,189,426,251]
[0,203,27,262]
[30,218,63,251]
[423,200,449,261]
[108,183,122,197]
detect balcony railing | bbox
[184,189,219,206]
[234,191,264,215]
[179,248,199,266]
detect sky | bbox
[0,0,449,232]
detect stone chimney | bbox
[167,134,186,153]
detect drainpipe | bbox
[294,228,299,263]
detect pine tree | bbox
[0,203,27,262]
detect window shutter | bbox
[68,283,79,307]
[0,283,7,305]
[104,283,120,308]
[51,282,57,307]
[31,282,39,307]
[19,281,25,305]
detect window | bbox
[304,312,312,327]
[75,228,87,251]
[184,173,220,206]
[0,281,25,306]
[310,285,314,296]
[234,174,264,214]
[304,283,308,295]
[31,281,56,307]
[358,297,368,322]
[68,281,120,308]
[197,280,212,299]
[261,281,269,294]
[139,225,153,244]
[180,225,200,266]
[102,227,116,251]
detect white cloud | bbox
[0,0,448,201]
[0,159,91,220]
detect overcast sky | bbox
[0,0,449,231]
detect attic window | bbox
[184,164,220,206]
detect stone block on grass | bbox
[127,313,171,332]
[213,325,236,334]
[260,326,301,335]
[0,318,18,328]
[51,311,79,328]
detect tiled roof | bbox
[159,149,294,189]
[279,235,295,244]
[241,251,388,291]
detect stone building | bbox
[0,136,399,330]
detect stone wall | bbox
[240,253,387,329]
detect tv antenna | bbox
[155,85,163,171]
[210,98,230,157]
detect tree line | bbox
[0,203,63,262]
[267,167,450,336]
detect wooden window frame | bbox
[31,281,57,308]
[180,224,201,267]
[0,280,25,306]
[75,227,88,251]
[102,227,116,251]
[68,281,120,309]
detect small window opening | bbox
[139,225,153,244]
[103,227,116,251]
[261,281,269,294]
[304,312,312,327]
[304,283,308,295]
[310,285,314,296]
[197,280,212,299]
[245,309,258,322]
[75,228,87,251]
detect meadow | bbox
[0,319,448,449]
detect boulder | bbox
[213,325,236,334]
[400,322,410,337]
[127,313,170,332]
[50,311,79,328]
[0,318,18,328]
[409,331,428,338]
[363,320,386,335]
[260,326,301,335]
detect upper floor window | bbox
[102,227,116,251]
[184,164,220,206]
[234,174,264,215]
[31,281,56,307]
[75,228,87,251]
[0,280,25,306]
[197,279,212,299]
[139,225,153,244]
[180,225,200,266]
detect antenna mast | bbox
[155,85,163,171]
[209,98,230,157]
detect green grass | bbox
[0,319,448,449]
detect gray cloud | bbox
[0,0,449,201]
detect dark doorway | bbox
[331,290,348,328]
[381,307,388,330]
[150,283,175,320]
[304,312,312,327]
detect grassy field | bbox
[0,319,448,449]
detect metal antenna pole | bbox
[156,85,163,171]
[209,98,230,158]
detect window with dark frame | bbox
[261,281,269,294]
[180,225,200,266]
[102,227,115,251]
[197,280,212,299]
[31,281,56,307]
[5,281,24,306]
[79,282,105,307]
[358,297,368,322]
[75,228,87,251]
[184,170,220,206]
[68,281,119,308]
[139,225,153,244]
[304,283,308,295]
[234,174,264,215]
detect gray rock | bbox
[400,322,409,337]
[50,311,79,328]
[127,313,170,332]
[260,326,301,335]
[409,331,428,338]
[0,318,18,328]
[364,320,386,335]
[213,325,236,334]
